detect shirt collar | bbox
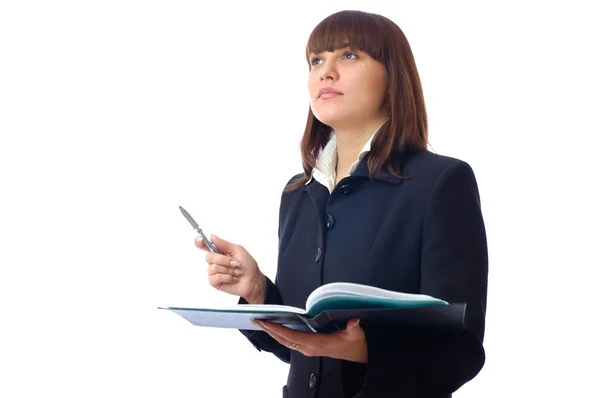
[306,118,390,190]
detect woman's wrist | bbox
[245,273,267,304]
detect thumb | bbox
[346,318,361,330]
[210,234,236,254]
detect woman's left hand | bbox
[253,318,368,363]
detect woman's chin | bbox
[313,113,349,130]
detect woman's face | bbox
[308,47,388,130]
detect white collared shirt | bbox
[307,118,389,193]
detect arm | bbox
[238,275,292,364]
[236,175,304,363]
[352,160,488,397]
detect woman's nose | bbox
[319,61,338,81]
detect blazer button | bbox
[325,213,335,228]
[315,247,322,262]
[309,373,318,389]
[339,183,352,195]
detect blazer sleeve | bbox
[236,175,303,364]
[351,159,488,397]
[237,276,292,364]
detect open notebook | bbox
[159,282,466,333]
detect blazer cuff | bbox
[237,276,288,357]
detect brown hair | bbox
[284,10,428,193]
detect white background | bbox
[1,1,599,397]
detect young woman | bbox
[196,10,488,398]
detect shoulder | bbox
[277,173,306,235]
[277,173,305,211]
[404,150,470,173]
[403,150,478,186]
[285,173,305,185]
[397,150,482,207]
[280,172,306,193]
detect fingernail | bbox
[251,319,262,327]
[230,260,241,267]
[233,268,244,276]
[233,276,240,282]
[353,319,360,327]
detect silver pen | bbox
[179,206,222,254]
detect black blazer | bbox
[239,150,488,398]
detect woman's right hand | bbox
[195,235,266,304]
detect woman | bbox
[195,10,488,398]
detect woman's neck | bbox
[333,116,389,180]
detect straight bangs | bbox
[305,11,387,65]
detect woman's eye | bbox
[309,51,357,67]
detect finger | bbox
[207,263,244,276]
[195,237,209,251]
[208,273,240,287]
[258,326,295,349]
[259,321,317,347]
[258,325,319,357]
[205,252,241,268]
[346,318,361,329]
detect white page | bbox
[306,282,446,311]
